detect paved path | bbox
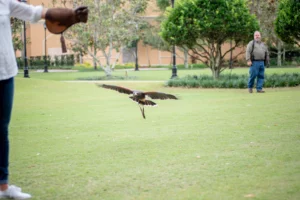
[36,68,169,73]
[36,69,78,72]
[115,68,169,71]
[63,80,166,83]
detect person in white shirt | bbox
[0,1,88,199]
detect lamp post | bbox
[43,22,48,72]
[135,23,139,71]
[135,39,139,71]
[20,0,29,78]
[171,0,177,79]
[229,40,233,69]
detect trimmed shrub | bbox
[114,63,135,69]
[17,54,77,70]
[166,73,300,88]
[73,62,96,71]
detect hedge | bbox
[166,73,300,88]
[17,54,77,70]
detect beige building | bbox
[16,0,244,67]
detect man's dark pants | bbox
[248,61,265,91]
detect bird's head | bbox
[133,91,142,96]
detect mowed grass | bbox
[9,77,300,200]
[17,67,300,81]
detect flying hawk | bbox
[98,84,178,119]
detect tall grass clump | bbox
[166,73,300,88]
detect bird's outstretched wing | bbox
[98,84,133,95]
[144,92,178,100]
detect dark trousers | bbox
[0,77,14,184]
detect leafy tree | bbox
[161,0,259,79]
[156,0,170,10]
[54,0,148,76]
[11,18,24,53]
[68,38,87,64]
[143,0,190,68]
[248,0,284,66]
[275,0,300,47]
[142,15,171,53]
[141,18,171,67]
[124,17,149,70]
[247,0,297,66]
[142,2,172,67]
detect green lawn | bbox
[8,70,300,200]
[17,67,300,81]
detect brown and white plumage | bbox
[98,84,178,119]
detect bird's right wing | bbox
[145,92,178,100]
[98,84,133,95]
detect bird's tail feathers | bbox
[130,97,157,106]
[129,96,139,102]
[142,100,157,106]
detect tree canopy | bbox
[54,0,148,75]
[275,0,300,46]
[160,0,259,78]
[11,18,23,53]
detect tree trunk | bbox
[146,45,151,67]
[103,34,113,77]
[111,52,121,70]
[79,52,83,64]
[104,52,112,76]
[105,68,112,76]
[93,44,97,70]
[250,0,255,14]
[211,68,220,79]
[211,44,222,79]
[211,61,220,79]
[184,48,188,68]
[277,41,282,67]
[283,48,286,65]
[256,0,261,18]
[107,38,113,75]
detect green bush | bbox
[17,54,77,70]
[269,58,277,66]
[269,57,300,67]
[169,64,207,70]
[114,63,135,69]
[16,57,24,68]
[294,57,300,65]
[166,73,300,88]
[73,62,96,71]
[66,54,75,66]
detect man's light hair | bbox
[254,31,261,36]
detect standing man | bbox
[245,31,269,93]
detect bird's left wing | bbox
[144,92,178,100]
[98,84,133,95]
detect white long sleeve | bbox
[0,0,43,80]
[9,0,43,23]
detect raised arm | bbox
[9,0,44,23]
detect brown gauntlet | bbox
[45,6,88,34]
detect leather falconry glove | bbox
[45,6,88,34]
[45,6,88,53]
